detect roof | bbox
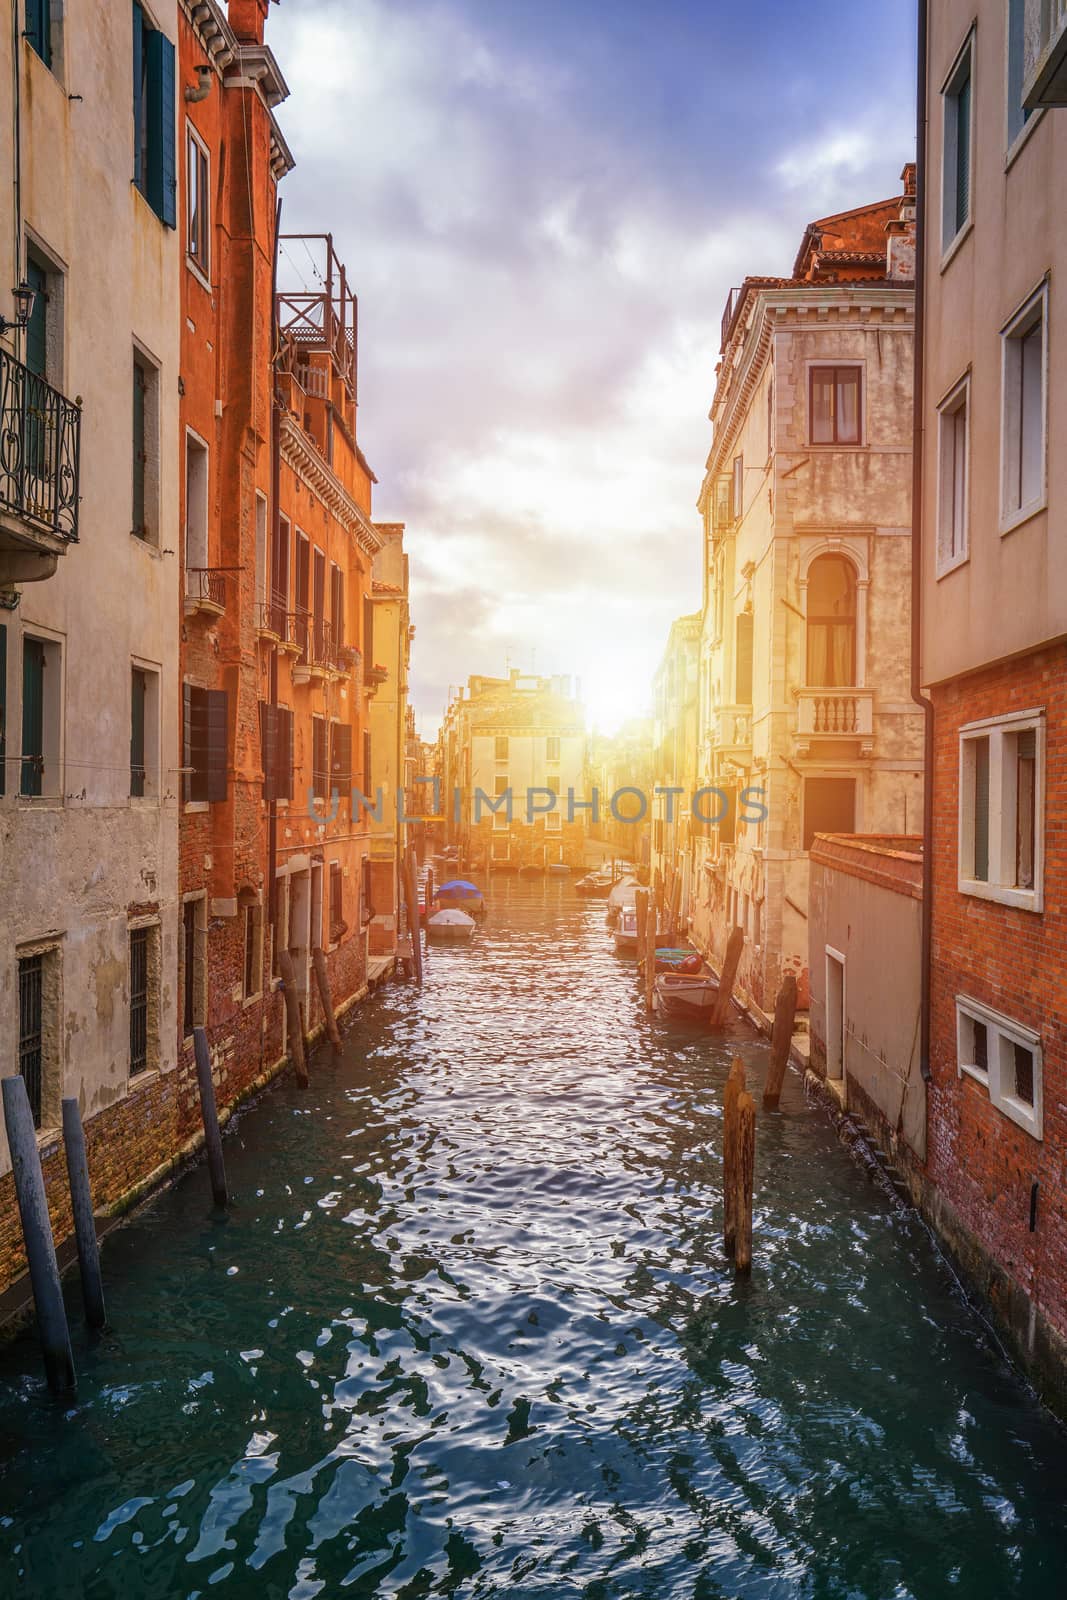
[792,196,899,280]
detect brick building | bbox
[916,0,1067,1408]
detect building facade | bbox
[693,173,924,1015]
[918,0,1067,1403]
[649,614,701,918]
[0,0,182,1282]
[366,523,412,955]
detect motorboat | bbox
[575,871,613,898]
[426,908,476,943]
[654,970,720,1018]
[605,874,639,929]
[653,947,703,973]
[547,862,570,876]
[518,863,543,879]
[614,905,639,954]
[435,878,486,919]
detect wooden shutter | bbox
[312,717,328,798]
[331,723,353,788]
[362,729,372,794]
[131,668,146,797]
[132,4,145,191]
[0,622,6,796]
[259,701,277,800]
[27,0,52,66]
[734,613,753,704]
[146,25,177,227]
[955,73,971,235]
[25,260,47,378]
[278,707,293,802]
[972,737,990,881]
[313,549,326,659]
[205,688,228,801]
[363,595,374,664]
[330,863,343,931]
[21,640,45,798]
[182,681,193,801]
[133,358,147,536]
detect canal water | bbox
[2,878,1067,1599]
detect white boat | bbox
[614,905,639,953]
[426,909,476,943]
[605,874,640,929]
[654,971,720,1018]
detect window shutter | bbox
[145,25,177,227]
[27,0,52,67]
[332,723,353,788]
[973,737,990,881]
[362,729,372,794]
[363,595,374,664]
[133,359,147,536]
[182,681,193,801]
[25,260,47,378]
[735,613,753,704]
[131,669,146,797]
[0,622,5,796]
[20,641,44,798]
[259,701,277,801]
[955,74,971,235]
[312,717,328,798]
[278,707,293,802]
[132,5,145,190]
[205,688,228,802]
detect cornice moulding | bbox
[280,414,383,555]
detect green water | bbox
[1,877,1066,1598]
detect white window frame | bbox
[936,373,970,575]
[941,28,976,262]
[186,121,211,286]
[1000,279,1048,534]
[545,813,561,833]
[956,995,1042,1139]
[958,708,1045,910]
[491,835,510,861]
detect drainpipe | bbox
[267,197,282,958]
[10,0,22,352]
[911,0,934,1083]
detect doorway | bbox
[825,947,846,1081]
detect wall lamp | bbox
[0,280,38,336]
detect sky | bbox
[269,0,918,736]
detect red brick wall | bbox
[929,644,1067,1345]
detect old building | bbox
[586,718,654,870]
[650,614,701,918]
[914,0,1067,1406]
[439,672,587,873]
[0,1,181,1285]
[365,523,412,956]
[693,172,924,1016]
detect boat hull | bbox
[654,974,719,1017]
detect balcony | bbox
[1023,0,1067,108]
[712,704,753,761]
[794,687,874,757]
[184,567,228,618]
[720,286,743,353]
[0,347,81,587]
[365,662,388,692]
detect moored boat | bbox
[426,908,476,943]
[654,970,720,1018]
[614,905,639,954]
[435,878,487,918]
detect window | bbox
[133,4,177,227]
[1001,283,1047,526]
[803,777,856,850]
[331,721,352,793]
[259,702,293,802]
[495,736,509,761]
[1007,0,1035,147]
[959,710,1044,909]
[312,716,329,801]
[546,735,560,762]
[294,534,310,659]
[183,684,228,803]
[545,813,561,832]
[810,367,861,445]
[731,455,744,521]
[942,33,974,250]
[363,593,375,664]
[186,125,210,273]
[242,899,262,999]
[131,667,147,797]
[20,634,61,799]
[363,729,372,797]
[806,556,856,687]
[330,563,345,650]
[937,376,970,572]
[313,547,326,662]
[734,612,753,703]
[360,856,373,924]
[491,836,510,861]
[494,774,508,797]
[133,350,160,543]
[129,926,151,1075]
[0,623,7,797]
[329,862,344,941]
[273,874,291,976]
[957,997,1042,1139]
[184,431,209,573]
[181,897,207,1035]
[25,0,53,68]
[270,514,290,636]
[718,784,737,847]
[18,953,44,1126]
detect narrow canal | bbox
[2,878,1067,1599]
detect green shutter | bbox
[25,259,47,377]
[955,74,971,236]
[973,737,990,881]
[132,5,145,190]
[21,639,45,798]
[133,358,146,536]
[145,25,176,226]
[26,0,52,69]
[0,623,6,797]
[131,668,146,797]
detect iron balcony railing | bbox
[720,286,743,353]
[0,346,81,542]
[185,567,228,610]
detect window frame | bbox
[130,659,160,801]
[807,363,864,448]
[19,630,63,802]
[185,120,211,283]
[181,893,208,1039]
[941,27,976,262]
[958,708,1045,911]
[936,372,971,576]
[128,917,160,1079]
[956,995,1042,1139]
[494,735,509,762]
[999,279,1049,534]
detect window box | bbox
[956,996,1042,1139]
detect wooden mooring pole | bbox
[635,886,648,952]
[2,1074,76,1395]
[405,845,424,985]
[644,890,657,1012]
[192,1027,228,1209]
[763,972,799,1110]
[734,1090,756,1274]
[278,951,309,1088]
[312,947,342,1053]
[722,1057,746,1257]
[61,1098,106,1330]
[710,926,744,1028]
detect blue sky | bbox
[270,0,917,733]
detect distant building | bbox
[587,718,654,869]
[650,615,701,915]
[366,524,412,954]
[439,672,587,873]
[693,170,924,1015]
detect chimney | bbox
[228,0,269,44]
[885,163,917,282]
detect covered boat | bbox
[435,878,486,918]
[654,970,720,1018]
[426,908,476,943]
[605,874,639,929]
[575,871,613,897]
[614,905,640,954]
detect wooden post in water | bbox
[192,1027,228,1209]
[405,845,424,985]
[734,1090,756,1273]
[722,1056,746,1256]
[312,947,342,1053]
[2,1075,76,1395]
[710,926,745,1028]
[763,972,799,1110]
[644,892,657,1012]
[61,1098,107,1329]
[635,887,648,953]
[669,869,683,942]
[653,867,664,928]
[278,950,309,1088]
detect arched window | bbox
[806,556,856,686]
